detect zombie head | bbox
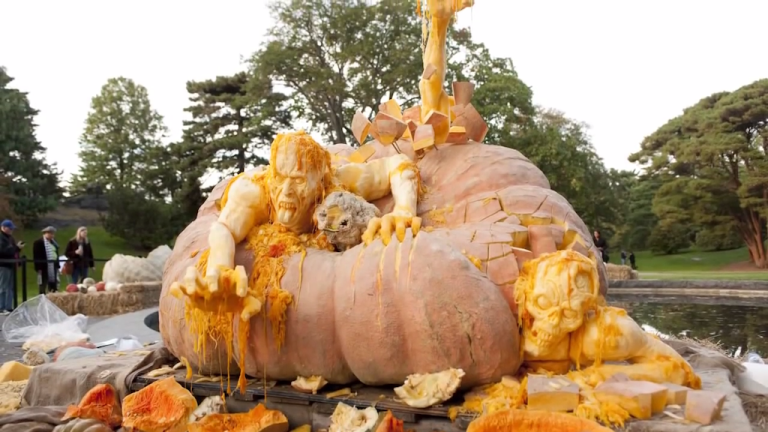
[515,250,600,353]
[267,131,334,234]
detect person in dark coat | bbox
[593,230,609,263]
[33,226,60,293]
[0,219,23,314]
[65,226,94,284]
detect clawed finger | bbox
[411,216,422,236]
[363,217,382,245]
[241,295,263,321]
[380,214,395,246]
[395,216,409,242]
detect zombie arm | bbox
[335,153,421,245]
[575,307,701,388]
[170,172,269,320]
[420,0,474,121]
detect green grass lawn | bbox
[10,226,144,302]
[630,246,768,280]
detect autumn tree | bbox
[630,79,768,266]
[181,72,290,179]
[0,67,61,225]
[73,77,170,199]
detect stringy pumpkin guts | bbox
[122,377,198,432]
[61,383,122,428]
[183,223,334,395]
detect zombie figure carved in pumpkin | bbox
[516,250,701,389]
[160,0,699,401]
[170,131,422,322]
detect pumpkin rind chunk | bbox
[122,377,197,432]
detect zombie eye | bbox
[294,177,306,184]
[563,309,578,319]
[340,220,348,227]
[536,295,552,310]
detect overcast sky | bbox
[2,0,766,184]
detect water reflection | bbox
[608,294,768,358]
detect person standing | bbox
[33,226,60,293]
[0,219,24,314]
[629,251,637,270]
[620,250,627,266]
[65,227,94,284]
[593,230,609,263]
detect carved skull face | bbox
[525,252,599,348]
[269,133,326,234]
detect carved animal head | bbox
[268,131,334,234]
[515,250,600,352]
[315,191,381,251]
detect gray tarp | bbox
[22,345,174,407]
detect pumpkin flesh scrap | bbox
[187,403,289,432]
[122,377,197,432]
[62,383,122,428]
[466,408,613,432]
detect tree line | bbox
[2,0,765,268]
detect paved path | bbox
[0,308,159,364]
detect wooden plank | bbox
[132,373,462,418]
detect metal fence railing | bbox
[0,257,113,309]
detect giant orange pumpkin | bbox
[159,141,608,388]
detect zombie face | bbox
[524,251,600,350]
[269,134,326,234]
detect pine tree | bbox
[0,67,61,225]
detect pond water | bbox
[607,294,768,358]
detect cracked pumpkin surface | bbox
[159,140,607,388]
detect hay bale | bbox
[606,263,634,280]
[79,291,120,316]
[741,392,768,429]
[117,282,162,313]
[46,292,81,315]
[47,284,161,317]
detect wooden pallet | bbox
[131,372,473,428]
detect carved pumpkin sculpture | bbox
[159,0,609,391]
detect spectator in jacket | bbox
[33,226,60,293]
[0,219,23,314]
[593,230,609,263]
[65,227,94,284]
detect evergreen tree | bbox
[0,67,61,225]
[182,72,290,179]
